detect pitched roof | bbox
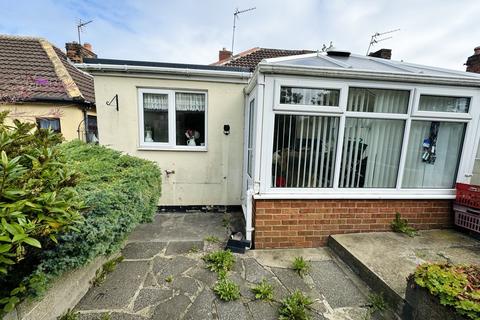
[0,35,95,105]
[212,47,315,71]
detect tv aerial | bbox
[366,28,400,55]
[231,7,256,53]
[77,19,93,45]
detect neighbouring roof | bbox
[212,47,315,71]
[82,57,251,73]
[259,51,480,86]
[0,35,95,105]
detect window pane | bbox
[347,87,409,113]
[36,118,61,133]
[419,95,470,113]
[175,92,205,146]
[272,115,339,188]
[143,93,168,143]
[340,118,405,188]
[247,99,255,177]
[280,86,340,106]
[402,121,465,188]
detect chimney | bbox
[218,47,232,61]
[65,42,97,63]
[368,48,392,60]
[466,46,480,73]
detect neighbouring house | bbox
[77,46,480,248]
[0,35,97,141]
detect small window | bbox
[339,118,405,188]
[272,114,339,188]
[347,87,409,114]
[419,95,470,113]
[36,118,61,133]
[143,93,169,143]
[280,86,340,106]
[141,90,207,148]
[402,121,466,188]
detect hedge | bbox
[25,140,162,298]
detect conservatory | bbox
[242,50,480,248]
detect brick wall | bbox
[253,199,453,249]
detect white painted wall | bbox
[92,74,246,205]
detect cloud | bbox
[0,0,479,70]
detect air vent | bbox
[326,49,351,57]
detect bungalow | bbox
[0,35,97,141]
[78,47,480,248]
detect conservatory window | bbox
[402,121,466,188]
[140,89,207,148]
[280,86,340,106]
[339,118,405,188]
[247,99,255,177]
[272,114,339,188]
[347,87,409,114]
[418,95,470,113]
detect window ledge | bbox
[137,146,207,152]
[254,190,456,200]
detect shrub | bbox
[391,212,417,237]
[413,263,480,320]
[0,113,83,313]
[279,290,313,320]
[292,257,310,277]
[213,277,240,301]
[251,279,274,301]
[203,249,235,273]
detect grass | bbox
[165,275,174,283]
[203,250,236,273]
[292,257,310,277]
[251,279,274,301]
[92,256,124,286]
[204,235,222,243]
[279,290,313,320]
[213,277,240,301]
[188,246,200,254]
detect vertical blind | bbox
[272,115,339,188]
[347,88,409,113]
[419,95,470,113]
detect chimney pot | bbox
[83,43,93,52]
[218,48,232,61]
[368,48,392,60]
[474,46,480,55]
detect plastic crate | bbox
[453,204,480,234]
[455,183,480,209]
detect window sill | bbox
[137,145,207,152]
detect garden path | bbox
[73,212,386,320]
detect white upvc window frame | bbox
[274,79,348,113]
[259,76,480,199]
[137,88,208,151]
[412,87,474,120]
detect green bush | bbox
[414,263,480,320]
[0,116,161,315]
[0,113,83,313]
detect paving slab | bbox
[243,258,274,283]
[247,247,332,268]
[167,276,201,298]
[183,288,217,320]
[329,230,480,302]
[270,267,312,293]
[153,256,197,280]
[122,242,167,260]
[186,265,218,288]
[165,240,204,255]
[75,260,149,310]
[151,294,192,320]
[215,299,251,320]
[247,300,279,320]
[132,288,173,312]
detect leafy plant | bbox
[292,257,310,277]
[0,112,84,314]
[251,279,274,301]
[213,277,240,301]
[165,275,174,283]
[92,256,124,286]
[279,290,313,320]
[98,313,111,320]
[203,249,235,273]
[367,292,388,314]
[57,309,79,320]
[391,212,417,237]
[413,263,480,320]
[204,235,221,243]
[188,246,200,254]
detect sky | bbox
[1,0,479,70]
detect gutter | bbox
[76,63,252,81]
[258,64,480,88]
